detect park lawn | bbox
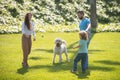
[0,32,120,80]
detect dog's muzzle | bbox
[56,43,60,47]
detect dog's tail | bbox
[62,40,66,45]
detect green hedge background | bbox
[0,0,120,33]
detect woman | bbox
[21,13,36,68]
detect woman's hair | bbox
[79,31,88,40]
[24,13,32,30]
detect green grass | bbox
[0,32,120,80]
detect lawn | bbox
[0,32,120,80]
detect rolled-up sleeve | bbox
[87,19,91,25]
[32,22,36,38]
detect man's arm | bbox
[85,23,91,32]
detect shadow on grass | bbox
[33,49,53,53]
[16,62,115,77]
[68,49,105,55]
[73,69,90,79]
[68,41,78,49]
[94,60,120,66]
[89,65,115,71]
[29,62,72,72]
[29,56,42,60]
[72,64,114,79]
[29,61,114,71]
[89,49,105,54]
[76,74,89,79]
[17,67,28,75]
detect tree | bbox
[90,0,97,32]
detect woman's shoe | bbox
[22,62,29,68]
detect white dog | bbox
[52,38,70,64]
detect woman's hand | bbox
[33,37,36,41]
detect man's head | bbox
[77,10,84,20]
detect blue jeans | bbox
[73,53,87,72]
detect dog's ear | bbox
[54,38,57,44]
[62,40,66,45]
[54,38,59,44]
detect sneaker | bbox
[71,70,77,73]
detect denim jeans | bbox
[73,53,87,72]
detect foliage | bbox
[96,23,120,32]
[0,0,120,34]
[0,0,120,26]
[0,23,120,34]
[97,0,120,23]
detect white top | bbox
[22,22,36,37]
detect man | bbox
[77,10,91,69]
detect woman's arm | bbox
[33,30,36,41]
[32,22,36,41]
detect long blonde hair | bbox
[79,31,88,40]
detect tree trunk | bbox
[90,0,97,32]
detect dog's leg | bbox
[52,53,56,64]
[59,53,62,63]
[65,49,70,62]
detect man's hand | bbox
[85,30,88,33]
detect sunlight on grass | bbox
[0,32,120,80]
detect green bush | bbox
[0,0,120,33]
[15,0,24,4]
[0,23,120,34]
[8,8,19,17]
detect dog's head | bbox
[54,38,62,47]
